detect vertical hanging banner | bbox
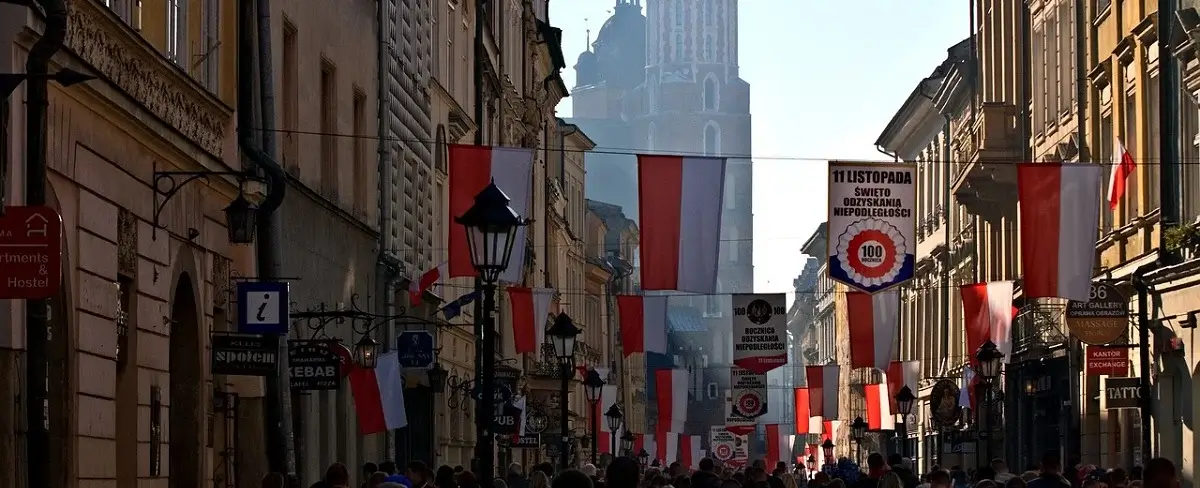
[732,293,788,374]
[827,161,917,292]
[729,366,769,419]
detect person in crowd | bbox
[362,465,379,488]
[504,464,527,488]
[263,472,289,488]
[974,468,997,484]
[853,453,889,488]
[1026,452,1071,488]
[1019,473,1039,484]
[379,482,412,488]
[435,466,458,488]
[1005,478,1027,488]
[456,471,479,488]
[326,464,353,488]
[1105,468,1128,488]
[1142,458,1180,488]
[606,457,643,488]
[779,472,799,488]
[582,464,599,479]
[992,460,1015,485]
[975,482,996,488]
[828,479,846,488]
[455,467,466,474]
[381,463,398,476]
[492,479,508,488]
[693,458,724,488]
[528,470,550,488]
[928,470,953,488]
[405,461,434,488]
[878,472,904,488]
[675,476,693,488]
[533,464,555,480]
[368,472,389,488]
[552,470,594,488]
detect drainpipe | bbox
[874,145,899,162]
[24,0,67,486]
[1161,0,1183,255]
[1132,258,1162,461]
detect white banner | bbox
[731,293,788,374]
[826,161,917,293]
[710,426,738,462]
[724,389,756,436]
[729,366,768,419]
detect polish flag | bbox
[960,365,978,410]
[864,383,895,432]
[644,434,658,464]
[513,395,527,438]
[448,144,534,282]
[596,384,619,454]
[1017,162,1103,302]
[655,368,690,432]
[821,420,842,444]
[793,388,810,434]
[508,287,555,354]
[961,281,1016,364]
[846,290,900,370]
[680,435,702,470]
[765,424,794,467]
[618,295,669,356]
[633,432,644,456]
[637,154,727,294]
[1107,138,1137,210]
[348,351,407,435]
[657,430,680,464]
[408,262,447,306]
[886,360,920,413]
[808,416,823,438]
[805,365,840,419]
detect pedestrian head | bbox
[975,481,997,488]
[507,463,523,477]
[700,458,716,472]
[529,470,550,488]
[552,469,593,488]
[262,472,288,488]
[325,463,352,488]
[493,478,508,488]
[1004,477,1027,488]
[368,472,388,488]
[991,459,1008,474]
[436,466,458,488]
[1143,458,1179,488]
[380,462,398,475]
[457,471,479,488]
[928,470,953,488]
[879,472,903,488]
[606,456,641,488]
[406,461,432,485]
[867,452,886,471]
[363,464,379,478]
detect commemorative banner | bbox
[730,366,768,419]
[732,293,788,374]
[710,426,749,465]
[826,161,917,293]
[724,390,756,435]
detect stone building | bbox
[0,1,247,488]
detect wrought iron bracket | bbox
[151,165,255,240]
[291,293,443,339]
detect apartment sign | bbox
[826,161,917,293]
[1066,283,1128,345]
[1104,377,1142,410]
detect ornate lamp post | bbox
[850,416,867,461]
[821,439,835,465]
[456,179,528,479]
[806,455,817,476]
[975,340,1005,465]
[353,334,380,369]
[584,369,605,464]
[620,430,635,456]
[547,312,581,470]
[895,385,916,458]
[637,448,650,468]
[605,403,624,455]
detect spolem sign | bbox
[826,162,916,293]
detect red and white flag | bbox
[655,368,690,432]
[809,417,823,439]
[596,384,619,454]
[348,351,407,435]
[637,154,727,294]
[657,431,680,464]
[805,365,840,419]
[408,262,447,306]
[1107,138,1137,210]
[508,287,555,354]
[618,295,669,356]
[961,281,1016,363]
[765,424,793,467]
[643,434,657,463]
[886,360,920,412]
[846,290,900,370]
[864,383,895,431]
[448,145,534,282]
[680,435,702,470]
[960,365,979,410]
[793,388,810,434]
[821,420,842,444]
[1017,162,1102,302]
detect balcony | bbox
[951,103,1021,219]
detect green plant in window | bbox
[1164,224,1200,252]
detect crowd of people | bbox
[269,450,1182,488]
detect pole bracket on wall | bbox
[151,162,255,240]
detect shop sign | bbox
[1103,377,1142,410]
[211,332,277,376]
[1066,283,1128,345]
[1085,346,1130,377]
[288,339,342,390]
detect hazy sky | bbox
[553,1,968,301]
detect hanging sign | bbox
[732,293,788,374]
[510,434,540,448]
[211,332,277,376]
[724,390,756,436]
[729,366,768,419]
[710,426,738,462]
[1085,346,1130,376]
[1066,283,1129,345]
[287,339,342,390]
[826,161,917,293]
[1104,377,1142,409]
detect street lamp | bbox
[976,340,1005,383]
[222,192,260,244]
[547,312,581,470]
[353,335,380,369]
[806,455,817,473]
[605,403,624,455]
[821,439,835,465]
[620,430,635,455]
[428,361,447,394]
[1,67,95,97]
[851,416,867,442]
[975,340,1005,465]
[895,385,916,458]
[457,179,528,480]
[637,448,650,467]
[584,369,605,464]
[1024,376,1038,396]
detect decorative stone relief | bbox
[65,1,230,158]
[117,208,137,276]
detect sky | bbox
[552,0,968,302]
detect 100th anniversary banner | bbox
[827,161,917,293]
[731,293,788,374]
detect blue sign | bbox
[396,330,435,369]
[236,281,290,335]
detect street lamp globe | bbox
[1023,377,1038,396]
[454,180,527,283]
[546,312,581,366]
[637,448,650,467]
[821,439,835,460]
[223,192,259,244]
[427,361,448,393]
[605,403,624,432]
[353,334,380,369]
[620,430,635,453]
[895,385,917,416]
[975,339,1005,381]
[851,416,868,442]
[584,369,605,404]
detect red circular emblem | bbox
[846,229,897,280]
[715,444,733,460]
[736,391,762,417]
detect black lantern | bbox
[821,439,835,459]
[620,430,635,453]
[223,192,259,244]
[428,361,447,393]
[637,448,650,466]
[895,385,916,416]
[1023,376,1038,396]
[975,340,1005,381]
[959,405,972,426]
[851,416,868,441]
[454,180,527,283]
[353,334,380,369]
[547,312,581,366]
[806,455,817,471]
[605,403,624,432]
[584,369,605,404]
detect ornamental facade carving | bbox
[65,0,231,158]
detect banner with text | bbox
[710,426,750,466]
[732,293,788,374]
[725,389,757,435]
[730,366,768,418]
[826,161,917,293]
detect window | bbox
[706,383,719,400]
[704,36,714,61]
[1122,90,1139,221]
[282,21,299,173]
[648,76,658,113]
[728,227,739,263]
[675,34,684,61]
[1057,1,1074,115]
[703,75,718,111]
[320,61,339,198]
[1146,76,1161,211]
[166,0,186,63]
[675,0,684,26]
[1182,91,1200,220]
[706,0,717,26]
[1045,12,1059,123]
[703,122,720,155]
[199,0,220,91]
[1031,24,1045,133]
[1100,113,1114,231]
[353,89,368,216]
[725,172,735,210]
[647,122,657,151]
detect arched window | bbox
[704,36,714,61]
[703,122,720,155]
[435,124,447,172]
[648,76,657,112]
[647,122,658,151]
[674,33,684,61]
[674,0,684,26]
[702,74,719,111]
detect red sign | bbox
[1086,346,1130,376]
[0,206,62,299]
